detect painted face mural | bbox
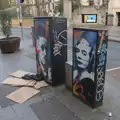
[37,36,47,65]
[35,20,52,82]
[75,39,91,69]
[73,30,97,104]
[36,36,47,77]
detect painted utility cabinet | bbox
[72,27,108,108]
[34,17,67,86]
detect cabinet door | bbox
[51,18,67,85]
[73,28,97,106]
[34,19,52,82]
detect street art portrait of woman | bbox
[73,31,97,104]
[36,36,52,81]
[36,36,47,76]
[35,21,52,81]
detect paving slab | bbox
[55,88,108,120]
[0,106,16,120]
[12,104,39,120]
[30,97,80,120]
[0,116,22,120]
[0,85,17,108]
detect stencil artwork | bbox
[35,20,52,81]
[73,30,97,104]
[36,36,47,76]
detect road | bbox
[11,27,120,70]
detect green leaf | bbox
[0,9,12,38]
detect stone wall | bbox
[73,6,107,26]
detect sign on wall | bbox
[82,14,97,23]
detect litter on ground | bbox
[1,70,48,104]
[6,87,40,104]
[9,70,33,78]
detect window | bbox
[88,0,94,6]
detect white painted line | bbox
[106,67,120,72]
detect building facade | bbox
[64,0,108,26]
[18,0,57,17]
[64,0,120,26]
[108,0,120,26]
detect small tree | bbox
[0,10,12,39]
[88,0,110,25]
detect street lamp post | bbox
[16,0,24,40]
[19,4,24,40]
[51,0,55,17]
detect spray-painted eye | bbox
[75,48,80,52]
[82,50,87,56]
[77,56,81,60]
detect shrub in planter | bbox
[0,10,20,53]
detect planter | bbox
[0,37,20,53]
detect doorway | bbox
[117,12,120,26]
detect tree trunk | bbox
[35,0,41,16]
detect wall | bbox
[107,14,114,26]
[108,0,120,26]
[12,18,33,27]
[63,0,107,26]
[73,6,106,26]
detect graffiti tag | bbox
[96,43,107,102]
[96,67,104,101]
[53,30,67,56]
[53,41,64,56]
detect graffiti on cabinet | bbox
[53,30,67,56]
[35,20,52,81]
[36,36,47,76]
[73,30,97,103]
[96,67,104,101]
[95,31,107,102]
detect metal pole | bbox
[19,4,24,41]
[17,7,20,23]
[51,0,54,17]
